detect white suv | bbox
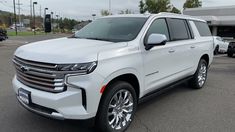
[12,13,213,132]
[213,36,229,54]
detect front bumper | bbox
[16,95,65,120]
[12,72,104,120]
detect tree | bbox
[0,10,14,27]
[183,0,202,9]
[138,0,171,14]
[171,6,181,14]
[119,9,133,14]
[101,10,111,16]
[139,0,146,14]
[58,18,64,32]
[62,18,79,30]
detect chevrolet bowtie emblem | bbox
[20,65,29,72]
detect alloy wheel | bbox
[198,62,207,87]
[107,89,134,130]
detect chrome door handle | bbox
[168,49,175,53]
[190,46,195,49]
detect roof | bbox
[184,5,235,11]
[154,12,205,22]
[183,6,235,25]
[101,13,206,22]
[190,16,235,26]
[102,14,150,18]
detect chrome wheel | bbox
[107,89,134,130]
[198,62,207,87]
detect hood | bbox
[14,37,127,64]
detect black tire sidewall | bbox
[214,46,219,55]
[190,59,208,89]
[96,81,137,132]
[227,52,233,57]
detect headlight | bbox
[57,61,97,74]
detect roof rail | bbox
[158,12,179,15]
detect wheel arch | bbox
[96,70,141,117]
[200,54,209,66]
[101,70,141,99]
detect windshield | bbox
[75,17,147,42]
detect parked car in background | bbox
[213,36,229,55]
[12,13,214,132]
[227,42,235,57]
[10,25,15,29]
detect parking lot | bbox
[0,35,235,132]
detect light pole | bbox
[109,0,111,15]
[33,1,37,35]
[51,12,54,33]
[30,0,32,28]
[17,0,22,31]
[13,0,18,35]
[56,15,59,32]
[30,0,32,18]
[43,7,48,32]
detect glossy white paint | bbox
[146,34,167,45]
[213,36,229,53]
[12,13,214,120]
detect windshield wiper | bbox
[71,36,114,42]
[84,37,112,42]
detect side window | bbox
[168,19,190,40]
[146,19,170,41]
[194,21,212,36]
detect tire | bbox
[214,46,219,55]
[227,52,233,57]
[189,59,208,89]
[96,81,137,132]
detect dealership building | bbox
[183,6,235,38]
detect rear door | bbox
[166,18,195,74]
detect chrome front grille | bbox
[13,56,65,93]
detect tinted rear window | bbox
[168,19,190,40]
[194,21,212,36]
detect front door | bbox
[143,18,194,93]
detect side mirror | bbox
[145,34,167,50]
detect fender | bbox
[100,68,145,98]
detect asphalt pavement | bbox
[0,35,235,132]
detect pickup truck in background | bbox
[227,42,235,57]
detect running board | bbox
[139,76,193,104]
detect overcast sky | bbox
[1,0,235,20]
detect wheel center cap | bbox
[116,106,122,113]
